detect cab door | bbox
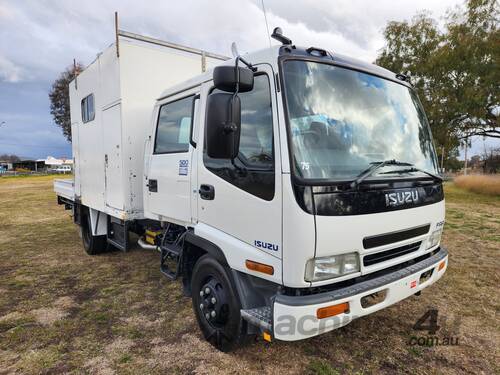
[146,89,199,224]
[196,66,282,259]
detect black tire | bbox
[191,255,249,351]
[81,210,107,255]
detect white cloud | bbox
[0,0,464,83]
[0,56,23,82]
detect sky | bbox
[0,0,495,159]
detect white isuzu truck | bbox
[55,27,448,351]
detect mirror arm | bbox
[236,55,257,72]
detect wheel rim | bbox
[198,276,229,328]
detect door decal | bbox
[179,160,189,176]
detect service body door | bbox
[103,103,124,210]
[197,66,283,261]
[146,89,199,224]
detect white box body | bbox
[69,34,225,220]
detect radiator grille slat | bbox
[363,225,430,249]
[363,241,422,267]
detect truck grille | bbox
[363,224,430,249]
[363,241,422,267]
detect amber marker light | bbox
[263,331,272,342]
[316,302,349,319]
[245,260,274,275]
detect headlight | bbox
[427,228,443,249]
[305,252,360,282]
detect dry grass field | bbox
[0,175,498,374]
[454,174,500,196]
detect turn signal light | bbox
[438,260,446,271]
[263,331,272,342]
[316,302,349,319]
[245,260,274,275]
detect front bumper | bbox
[272,247,448,341]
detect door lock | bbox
[148,179,158,192]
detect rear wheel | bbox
[81,210,107,255]
[191,255,249,351]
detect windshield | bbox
[282,60,439,181]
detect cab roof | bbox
[157,44,410,101]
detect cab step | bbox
[241,306,272,332]
[160,242,182,280]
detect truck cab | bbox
[55,29,447,351]
[143,41,447,346]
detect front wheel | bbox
[81,210,107,255]
[191,255,249,351]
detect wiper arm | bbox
[379,167,443,182]
[350,159,414,189]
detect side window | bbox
[239,76,274,169]
[81,94,95,123]
[154,95,194,154]
[204,74,275,200]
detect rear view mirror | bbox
[213,66,254,93]
[205,93,241,159]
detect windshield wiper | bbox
[379,167,443,182]
[350,159,415,189]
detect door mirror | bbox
[213,66,254,93]
[205,93,241,159]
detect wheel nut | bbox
[211,310,216,318]
[211,297,216,304]
[205,287,210,294]
[199,291,204,297]
[199,303,204,310]
[205,313,210,320]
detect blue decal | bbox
[254,240,279,251]
[179,159,188,175]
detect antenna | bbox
[261,0,272,47]
[115,11,120,57]
[73,58,78,90]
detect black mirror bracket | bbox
[223,122,238,134]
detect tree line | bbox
[376,0,498,170]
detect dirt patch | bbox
[84,356,115,375]
[32,307,68,326]
[105,337,135,358]
[148,333,248,374]
[121,315,161,329]
[0,311,26,323]
[54,296,77,309]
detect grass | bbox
[454,174,500,196]
[0,175,499,374]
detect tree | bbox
[439,0,499,140]
[49,62,83,142]
[482,147,500,173]
[0,154,20,162]
[376,0,499,160]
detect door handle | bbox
[148,179,158,192]
[199,184,215,200]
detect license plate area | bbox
[419,269,434,284]
[360,289,388,308]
